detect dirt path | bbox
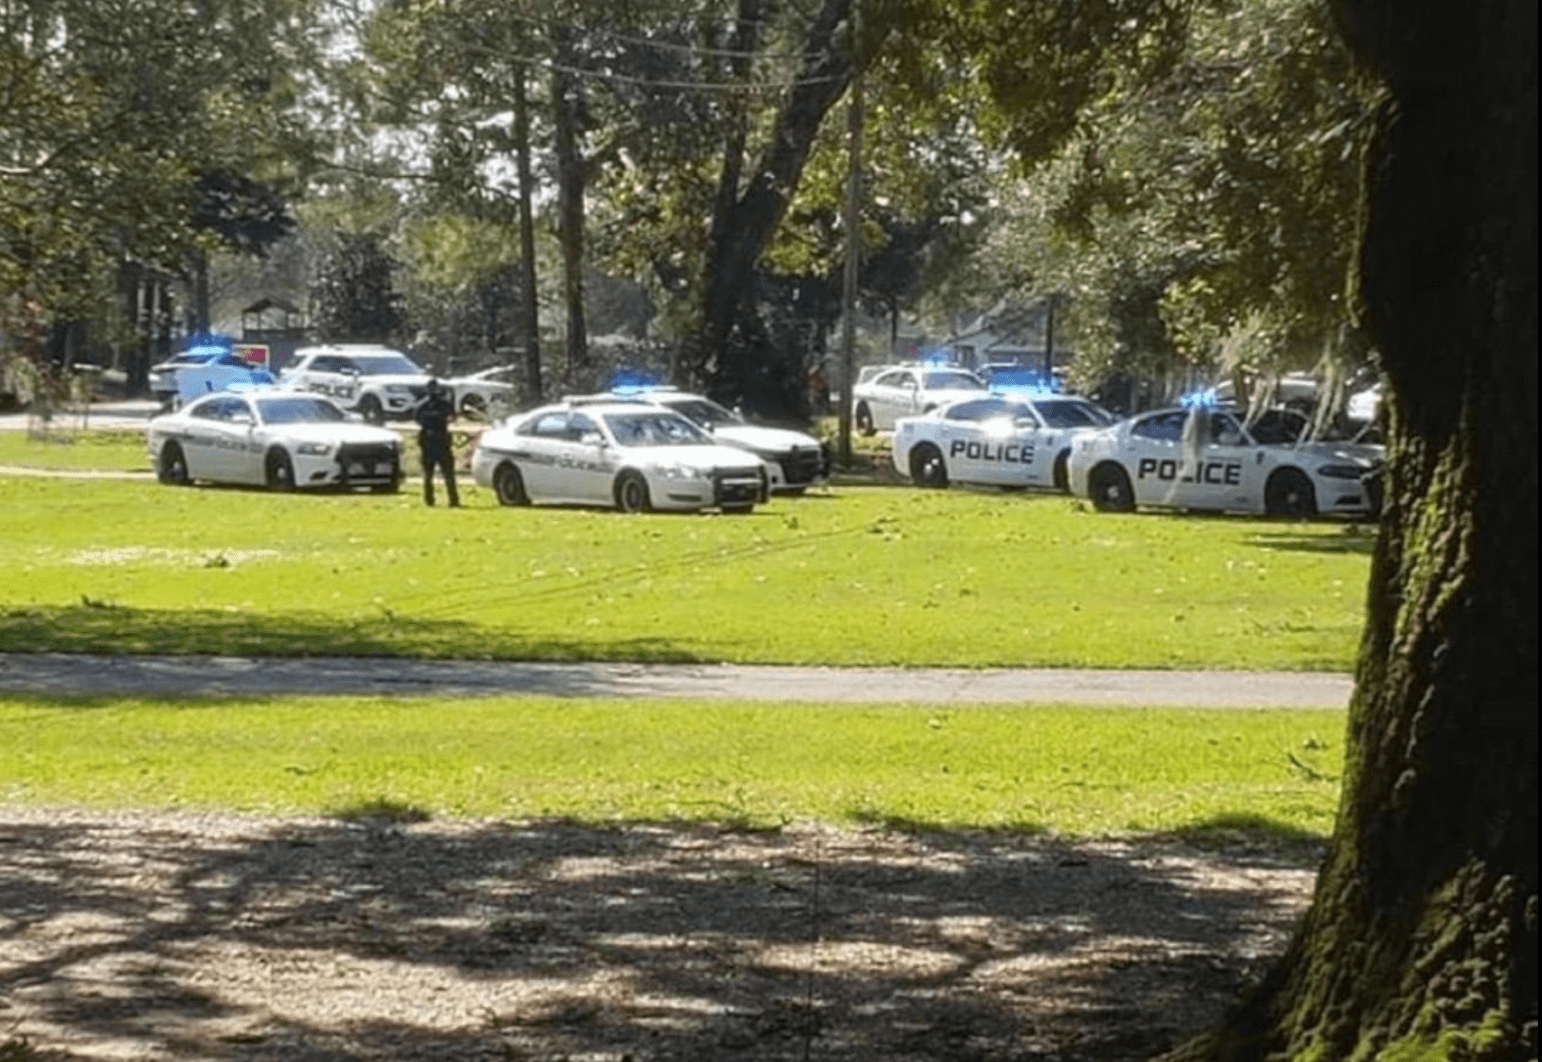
[0,806,1319,1062]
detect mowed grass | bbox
[0,695,1343,840]
[0,473,1373,669]
[0,427,150,471]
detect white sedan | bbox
[147,391,404,492]
[471,399,769,513]
[446,366,518,419]
[626,389,828,494]
[893,394,1115,491]
[1067,405,1383,518]
[852,365,988,434]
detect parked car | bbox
[149,345,276,409]
[893,394,1117,492]
[852,365,988,434]
[446,366,519,419]
[1067,405,1383,518]
[279,344,432,424]
[621,388,828,495]
[147,391,403,492]
[471,398,769,513]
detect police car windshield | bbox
[351,353,424,376]
[1035,399,1114,429]
[603,411,713,447]
[921,371,986,391]
[256,396,348,424]
[662,397,741,428]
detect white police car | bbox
[147,391,403,492]
[893,394,1116,491]
[149,345,276,410]
[622,388,828,495]
[280,344,433,424]
[1067,404,1384,518]
[471,398,769,513]
[852,365,989,434]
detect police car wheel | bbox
[855,403,875,436]
[1089,463,1134,512]
[909,443,949,488]
[265,450,296,492]
[493,462,529,506]
[158,442,189,486]
[1265,468,1317,518]
[614,470,652,513]
[358,395,384,425]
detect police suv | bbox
[892,394,1115,492]
[280,344,433,424]
[1067,405,1384,518]
[471,396,769,514]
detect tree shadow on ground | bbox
[0,809,1321,1061]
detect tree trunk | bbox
[513,69,542,405]
[1166,1,1537,1058]
[552,27,587,385]
[697,0,878,378]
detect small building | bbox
[240,297,308,371]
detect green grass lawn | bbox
[0,474,1372,669]
[0,695,1343,841]
[0,428,151,471]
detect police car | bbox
[621,388,828,495]
[147,391,403,492]
[149,344,276,410]
[280,344,433,424]
[471,397,769,513]
[892,394,1115,491]
[1067,404,1384,518]
[852,365,988,434]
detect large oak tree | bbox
[1166,0,1537,1057]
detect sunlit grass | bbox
[0,695,1343,840]
[0,475,1373,669]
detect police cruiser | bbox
[1067,404,1384,518]
[892,394,1116,491]
[471,397,769,514]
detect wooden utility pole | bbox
[837,2,863,464]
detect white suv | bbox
[280,344,432,424]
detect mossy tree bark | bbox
[1165,0,1536,1059]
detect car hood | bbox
[1274,440,1385,467]
[271,423,401,446]
[709,424,820,452]
[631,443,766,470]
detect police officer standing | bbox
[415,378,460,507]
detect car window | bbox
[523,412,572,438]
[257,396,347,424]
[189,398,227,421]
[1130,411,1189,441]
[1209,411,1249,445]
[945,398,1034,423]
[603,411,711,447]
[351,353,423,376]
[921,370,986,391]
[568,413,600,440]
[662,397,739,427]
[307,356,343,373]
[1034,399,1108,429]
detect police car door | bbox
[562,411,613,503]
[1126,410,1193,507]
[948,399,1044,487]
[187,395,249,482]
[1190,410,1264,511]
[516,411,572,499]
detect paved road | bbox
[0,652,1352,707]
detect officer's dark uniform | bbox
[415,380,460,507]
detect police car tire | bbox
[614,470,652,513]
[158,442,190,486]
[1089,463,1135,512]
[1265,468,1317,518]
[909,443,949,488]
[358,395,385,425]
[493,462,529,506]
[855,403,875,436]
[265,449,296,492]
